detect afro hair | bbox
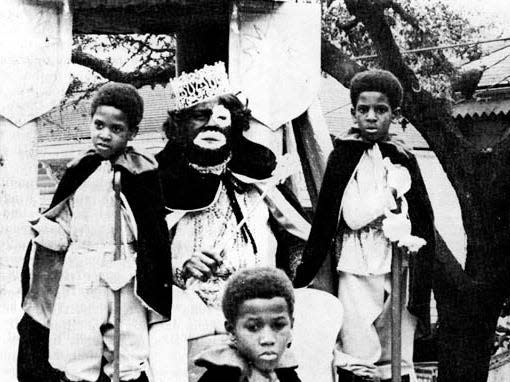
[350,69,403,110]
[222,267,295,325]
[90,82,144,131]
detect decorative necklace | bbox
[188,154,232,175]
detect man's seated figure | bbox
[150,63,312,382]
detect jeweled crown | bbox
[170,62,231,110]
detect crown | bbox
[170,62,231,110]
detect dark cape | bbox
[293,138,436,336]
[18,150,172,382]
[195,342,301,382]
[155,135,310,280]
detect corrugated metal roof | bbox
[38,84,174,142]
[452,98,510,118]
[462,45,510,90]
[452,46,510,118]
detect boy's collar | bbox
[341,127,410,154]
[67,146,158,175]
[194,342,298,374]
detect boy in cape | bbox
[294,70,435,382]
[18,82,172,382]
[195,267,301,382]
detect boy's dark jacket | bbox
[293,137,436,336]
[195,343,302,382]
[197,367,301,382]
[18,149,172,382]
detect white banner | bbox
[229,0,321,130]
[0,0,72,126]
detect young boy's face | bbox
[90,105,137,159]
[228,297,293,372]
[351,91,399,142]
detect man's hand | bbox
[182,248,223,281]
[348,362,378,379]
[334,346,379,380]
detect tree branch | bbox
[336,17,360,32]
[343,0,474,188]
[385,0,423,32]
[71,49,176,88]
[321,37,365,87]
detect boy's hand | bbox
[183,248,223,281]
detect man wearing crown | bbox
[149,62,312,382]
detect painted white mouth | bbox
[193,131,226,149]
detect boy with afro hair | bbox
[294,69,435,382]
[18,82,172,382]
[195,267,301,382]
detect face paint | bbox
[192,104,231,151]
[183,98,233,168]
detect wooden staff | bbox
[112,170,122,382]
[391,243,406,382]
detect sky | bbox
[441,0,510,35]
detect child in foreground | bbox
[20,82,172,382]
[195,267,301,382]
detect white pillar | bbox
[0,118,38,382]
[0,118,38,289]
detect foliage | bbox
[322,0,492,98]
[67,1,502,102]
[70,33,176,95]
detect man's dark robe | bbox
[156,136,310,280]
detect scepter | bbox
[112,169,122,382]
[391,243,404,382]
